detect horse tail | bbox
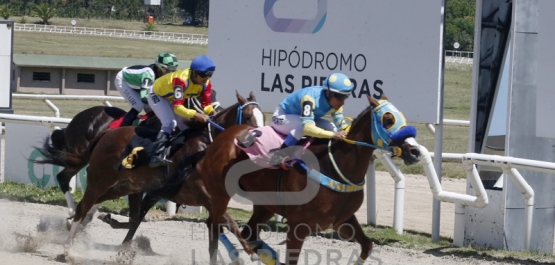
[146,150,207,199]
[33,129,108,169]
[50,128,67,151]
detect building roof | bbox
[13,54,191,71]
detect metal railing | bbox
[445,50,474,64]
[13,23,208,45]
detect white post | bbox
[374,150,405,234]
[166,201,176,216]
[453,201,465,247]
[366,161,377,226]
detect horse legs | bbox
[284,222,310,265]
[56,167,81,217]
[98,192,145,229]
[206,198,229,264]
[241,205,275,243]
[67,193,99,243]
[121,194,160,244]
[239,206,276,264]
[335,215,374,264]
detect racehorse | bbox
[61,91,263,256]
[195,95,421,264]
[35,96,223,218]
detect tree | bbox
[445,0,475,51]
[32,4,57,24]
[0,5,12,19]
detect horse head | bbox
[349,95,420,165]
[210,91,265,129]
[368,95,421,165]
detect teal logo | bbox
[28,148,87,189]
[264,0,327,34]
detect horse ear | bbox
[380,94,389,100]
[367,95,379,108]
[247,91,257,102]
[236,90,247,105]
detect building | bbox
[13,54,190,95]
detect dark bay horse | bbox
[35,97,223,218]
[195,95,421,264]
[61,92,263,256]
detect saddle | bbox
[234,126,311,169]
[108,111,153,129]
[116,127,188,170]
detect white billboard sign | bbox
[0,21,14,110]
[536,0,555,138]
[4,123,87,189]
[209,0,443,123]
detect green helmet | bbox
[155,52,178,72]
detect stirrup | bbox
[149,156,172,168]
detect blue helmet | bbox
[190,55,216,73]
[323,73,354,95]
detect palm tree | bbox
[32,4,56,24]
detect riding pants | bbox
[271,106,337,142]
[115,71,148,112]
[147,88,189,135]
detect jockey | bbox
[147,55,216,168]
[115,52,178,126]
[271,72,353,165]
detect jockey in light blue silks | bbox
[271,72,354,164]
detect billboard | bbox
[208,0,444,123]
[0,21,14,111]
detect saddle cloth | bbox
[108,112,153,129]
[117,127,187,170]
[234,126,310,169]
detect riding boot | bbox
[149,131,172,168]
[270,134,299,167]
[121,108,140,127]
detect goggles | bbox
[332,92,350,100]
[195,70,214,78]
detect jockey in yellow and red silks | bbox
[146,55,216,168]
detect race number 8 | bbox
[301,101,313,117]
[174,86,184,100]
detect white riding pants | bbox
[271,106,337,141]
[147,87,189,135]
[115,71,147,112]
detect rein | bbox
[322,105,407,191]
[206,101,260,142]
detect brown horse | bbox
[195,95,421,264]
[62,92,263,257]
[35,98,223,219]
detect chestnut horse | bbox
[62,92,263,257]
[195,95,421,264]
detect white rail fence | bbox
[445,50,474,64]
[13,23,209,45]
[3,94,553,250]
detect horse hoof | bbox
[250,253,260,262]
[65,219,73,231]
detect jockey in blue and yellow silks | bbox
[271,73,354,164]
[146,55,216,168]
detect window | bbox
[77,73,95,83]
[33,72,50,82]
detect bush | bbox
[143,22,157,33]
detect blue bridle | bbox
[206,101,261,131]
